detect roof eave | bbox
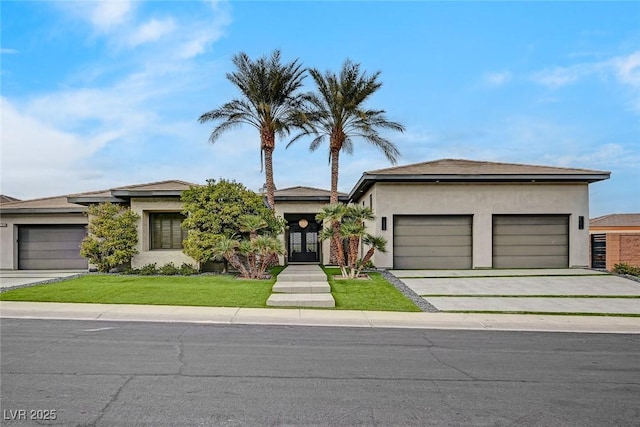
[67,196,127,205]
[110,190,185,198]
[0,207,87,214]
[274,195,350,202]
[349,173,611,200]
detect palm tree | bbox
[199,50,306,209]
[289,59,405,204]
[358,234,387,276]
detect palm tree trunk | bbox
[264,146,276,209]
[329,148,340,264]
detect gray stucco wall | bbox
[355,182,590,269]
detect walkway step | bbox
[276,273,327,282]
[266,293,335,308]
[272,282,331,294]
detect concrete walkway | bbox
[267,264,335,308]
[0,270,85,290]
[1,301,638,334]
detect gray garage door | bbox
[393,215,472,269]
[492,215,569,268]
[18,225,88,270]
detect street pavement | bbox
[2,319,639,426]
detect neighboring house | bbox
[0,159,610,271]
[0,195,21,204]
[589,214,640,270]
[0,180,195,270]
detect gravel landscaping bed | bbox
[378,269,439,312]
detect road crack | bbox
[85,375,134,427]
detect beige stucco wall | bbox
[356,182,590,269]
[0,213,88,270]
[129,198,196,269]
[274,200,331,265]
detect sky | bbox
[1,1,639,217]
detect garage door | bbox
[18,225,88,270]
[492,215,569,268]
[393,215,472,269]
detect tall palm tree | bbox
[289,59,405,204]
[199,50,306,209]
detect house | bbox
[0,180,195,270]
[589,214,640,270]
[0,159,610,271]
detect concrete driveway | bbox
[0,270,85,291]
[390,269,640,315]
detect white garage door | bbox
[18,225,88,270]
[492,215,569,268]
[393,215,472,269]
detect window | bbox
[150,213,186,249]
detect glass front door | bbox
[288,219,319,263]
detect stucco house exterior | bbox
[0,159,610,271]
[589,213,640,270]
[0,180,195,270]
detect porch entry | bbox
[286,214,320,263]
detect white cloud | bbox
[89,0,132,32]
[611,51,640,86]
[127,18,176,47]
[0,98,115,198]
[484,71,512,87]
[530,66,585,88]
[0,48,18,54]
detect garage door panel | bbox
[20,241,83,251]
[18,225,88,270]
[394,256,470,270]
[493,235,569,246]
[494,216,568,226]
[492,245,568,257]
[493,255,568,269]
[394,215,472,269]
[492,215,568,268]
[394,225,471,237]
[493,224,568,236]
[394,216,470,226]
[394,245,472,257]
[394,235,471,247]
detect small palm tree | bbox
[358,234,387,276]
[289,59,405,204]
[316,203,348,275]
[212,236,249,277]
[199,50,306,209]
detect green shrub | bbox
[178,263,198,276]
[123,266,140,275]
[159,262,179,275]
[613,263,640,276]
[138,263,158,275]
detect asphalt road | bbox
[1,319,639,426]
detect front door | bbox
[288,219,320,263]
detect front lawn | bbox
[1,266,421,312]
[0,274,277,308]
[323,267,421,312]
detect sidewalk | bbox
[1,301,639,334]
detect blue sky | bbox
[1,1,638,217]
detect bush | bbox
[178,263,199,276]
[138,263,158,275]
[613,263,640,276]
[159,262,179,275]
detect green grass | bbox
[323,267,421,312]
[0,271,282,308]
